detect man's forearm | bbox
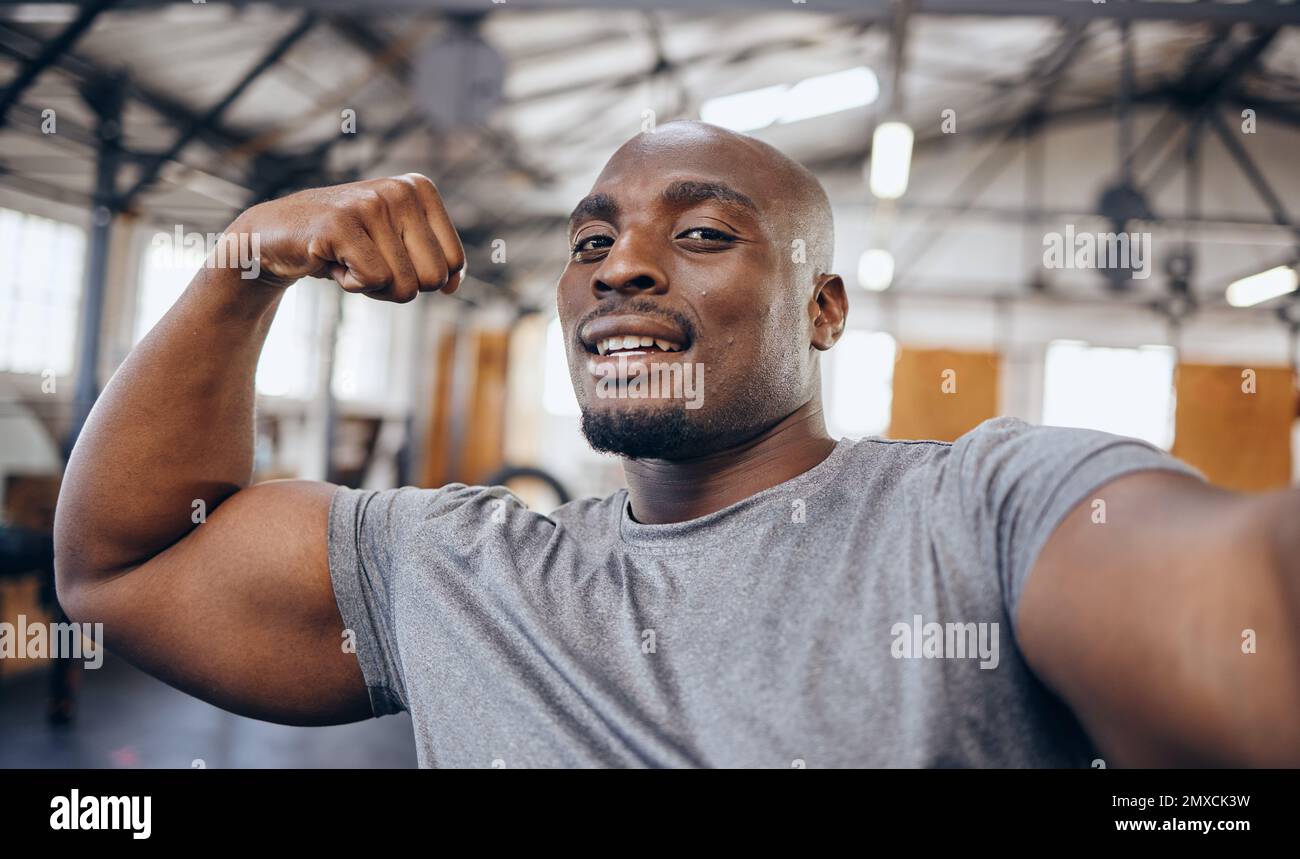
[1205,487,1300,765]
[55,262,284,592]
[1270,489,1300,611]
[1020,473,1300,767]
[1264,488,1300,756]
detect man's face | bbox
[556,127,818,460]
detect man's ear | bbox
[810,273,847,351]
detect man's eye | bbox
[572,235,613,255]
[678,227,735,242]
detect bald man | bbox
[55,121,1300,767]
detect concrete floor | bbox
[0,652,418,768]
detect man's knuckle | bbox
[377,176,410,196]
[402,172,436,192]
[383,279,418,303]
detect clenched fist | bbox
[230,173,465,301]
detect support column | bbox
[63,77,124,461]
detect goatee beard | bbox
[579,404,699,460]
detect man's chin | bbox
[579,402,697,460]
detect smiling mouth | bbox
[594,335,685,356]
[580,313,693,358]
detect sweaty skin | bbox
[52,122,1300,764]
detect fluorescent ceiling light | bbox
[781,67,880,124]
[0,4,80,23]
[699,84,788,133]
[700,67,879,133]
[868,121,914,200]
[1225,265,1298,308]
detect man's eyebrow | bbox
[660,180,759,215]
[568,193,618,231]
[567,181,759,232]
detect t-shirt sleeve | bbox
[327,485,430,717]
[947,417,1204,627]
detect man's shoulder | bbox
[828,416,1177,496]
[947,416,1172,472]
[874,416,1152,465]
[879,415,1046,451]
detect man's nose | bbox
[592,232,668,297]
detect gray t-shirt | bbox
[327,416,1199,767]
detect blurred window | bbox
[136,235,320,399]
[543,316,580,416]
[824,330,897,438]
[1041,340,1175,449]
[254,280,321,400]
[0,207,85,375]
[333,292,394,402]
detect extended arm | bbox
[1018,470,1300,766]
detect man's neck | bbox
[621,400,838,525]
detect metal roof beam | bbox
[0,22,255,154]
[118,11,318,207]
[5,1,1298,26]
[1205,106,1299,241]
[0,0,115,129]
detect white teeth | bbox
[595,335,684,354]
